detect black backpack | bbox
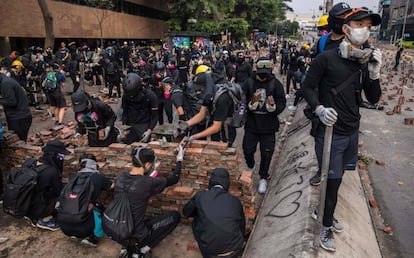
[213,82,247,128]
[3,159,49,218]
[106,61,116,75]
[56,172,95,224]
[102,173,134,245]
[171,85,203,120]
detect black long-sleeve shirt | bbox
[0,74,32,120]
[303,48,381,135]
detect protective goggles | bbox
[342,8,371,20]
[256,60,272,69]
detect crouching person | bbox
[25,141,70,230]
[57,153,113,247]
[183,168,246,258]
[111,145,184,257]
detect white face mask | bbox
[345,25,370,46]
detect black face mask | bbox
[329,17,345,35]
[257,73,268,80]
[237,57,244,63]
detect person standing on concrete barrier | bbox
[0,73,32,142]
[183,168,246,258]
[121,73,158,144]
[303,8,382,252]
[243,58,286,194]
[71,92,118,147]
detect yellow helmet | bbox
[318,14,329,28]
[195,64,211,75]
[11,60,24,69]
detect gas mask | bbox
[344,25,370,46]
[134,146,157,177]
[77,111,99,130]
[339,39,373,64]
[163,90,171,99]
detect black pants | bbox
[323,178,342,227]
[7,116,32,142]
[107,75,121,97]
[158,98,173,125]
[286,70,298,94]
[124,123,148,145]
[70,71,80,93]
[242,130,275,179]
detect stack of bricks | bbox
[1,133,256,227]
[27,121,78,146]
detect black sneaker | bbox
[309,174,321,186]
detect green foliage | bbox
[167,0,292,40]
[84,0,114,9]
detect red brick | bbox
[245,207,256,220]
[172,186,194,197]
[369,199,377,208]
[375,160,385,166]
[239,175,253,187]
[108,143,128,150]
[187,240,200,253]
[206,141,227,150]
[358,162,367,170]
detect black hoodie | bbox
[183,168,245,256]
[0,74,32,120]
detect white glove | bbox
[98,126,111,140]
[75,132,82,138]
[140,129,151,143]
[176,144,184,162]
[368,48,382,80]
[315,105,338,126]
[177,120,188,131]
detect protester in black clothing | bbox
[176,56,190,86]
[393,47,404,70]
[286,45,300,98]
[0,73,32,141]
[104,58,122,98]
[68,43,81,93]
[1,51,19,70]
[279,43,289,75]
[233,52,252,89]
[25,141,70,231]
[177,71,234,145]
[243,58,286,194]
[303,8,382,252]
[122,73,158,144]
[150,61,173,125]
[183,168,245,258]
[116,145,183,257]
[59,153,113,247]
[71,92,118,147]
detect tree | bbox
[38,0,54,49]
[84,0,114,48]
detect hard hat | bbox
[11,60,24,68]
[195,64,211,75]
[318,14,329,27]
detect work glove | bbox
[315,105,338,127]
[182,135,197,147]
[98,126,111,141]
[140,129,152,143]
[176,144,184,162]
[368,48,382,80]
[74,132,82,138]
[265,95,276,112]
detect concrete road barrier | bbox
[243,103,381,258]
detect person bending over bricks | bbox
[115,145,184,257]
[183,168,246,258]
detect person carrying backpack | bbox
[176,70,241,147]
[21,141,70,230]
[106,145,183,257]
[42,63,67,126]
[243,58,286,194]
[57,153,113,247]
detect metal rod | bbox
[313,125,334,249]
[401,0,410,43]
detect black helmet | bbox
[155,61,165,72]
[123,73,143,99]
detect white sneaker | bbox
[285,94,290,99]
[258,179,267,194]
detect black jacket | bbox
[244,74,286,134]
[303,48,381,135]
[0,74,32,120]
[183,168,245,256]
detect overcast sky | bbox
[288,0,380,15]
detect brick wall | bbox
[0,125,256,226]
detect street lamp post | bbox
[401,0,409,43]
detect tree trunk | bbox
[100,21,104,49]
[38,0,55,49]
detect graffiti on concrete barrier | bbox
[265,142,311,218]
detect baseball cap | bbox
[43,140,70,155]
[329,2,352,17]
[344,8,382,26]
[71,92,88,113]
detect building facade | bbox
[0,0,169,55]
[381,0,414,41]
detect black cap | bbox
[329,2,351,17]
[161,77,174,85]
[71,92,88,113]
[208,168,230,191]
[345,8,382,26]
[43,140,70,155]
